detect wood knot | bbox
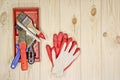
[72,17,77,25]
[91,7,96,16]
[0,12,7,25]
[116,36,120,44]
[103,32,108,37]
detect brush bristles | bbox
[17,12,31,27]
[17,12,26,23]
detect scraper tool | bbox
[18,30,28,71]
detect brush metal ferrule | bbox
[22,17,31,26]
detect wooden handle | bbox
[29,22,40,35]
[19,42,28,71]
[28,22,46,39]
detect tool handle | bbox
[19,42,28,71]
[29,22,40,35]
[11,44,20,69]
[29,23,46,40]
[38,32,46,39]
[28,46,35,64]
[28,51,34,64]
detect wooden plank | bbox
[80,0,101,80]
[1,0,120,80]
[0,0,7,10]
[18,0,40,7]
[40,0,61,80]
[60,0,81,80]
[9,1,21,80]
[0,0,20,80]
[102,0,120,80]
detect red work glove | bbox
[46,32,80,71]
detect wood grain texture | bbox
[0,0,19,80]
[9,1,20,80]
[81,0,101,80]
[0,0,120,80]
[102,0,120,80]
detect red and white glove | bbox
[46,32,80,76]
[46,32,68,66]
[52,42,80,76]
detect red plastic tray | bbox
[13,8,40,62]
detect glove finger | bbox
[53,34,58,49]
[61,42,67,53]
[57,32,63,48]
[53,34,60,57]
[63,33,68,40]
[67,37,72,43]
[66,42,72,52]
[73,48,80,55]
[70,45,77,55]
[56,32,63,57]
[67,37,73,51]
[69,41,77,55]
[52,47,56,64]
[69,41,76,52]
[62,33,68,44]
[46,45,54,66]
[60,33,68,51]
[73,50,80,60]
[56,48,60,58]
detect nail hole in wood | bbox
[91,7,96,16]
[103,32,108,37]
[116,36,120,44]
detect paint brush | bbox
[17,22,41,42]
[17,12,45,40]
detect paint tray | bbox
[13,8,40,62]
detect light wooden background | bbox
[0,0,120,80]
